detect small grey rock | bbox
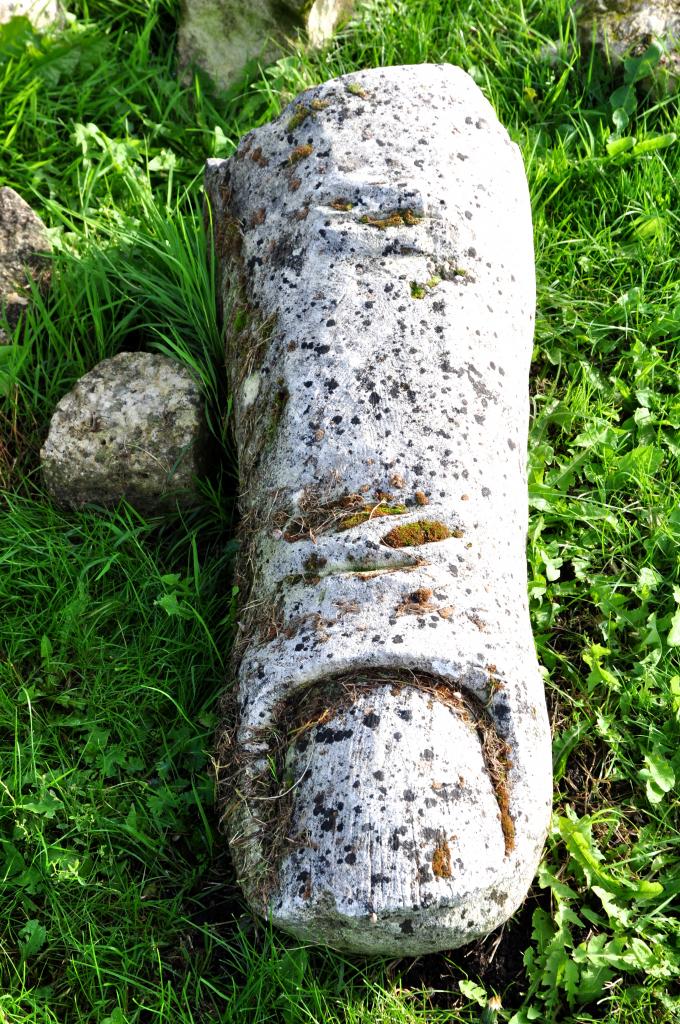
[573,0,680,84]
[0,0,61,28]
[41,351,206,512]
[178,0,355,92]
[0,186,50,344]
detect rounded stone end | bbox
[258,682,549,955]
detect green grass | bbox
[1,0,679,1020]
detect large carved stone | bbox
[0,187,50,344]
[208,64,552,955]
[178,0,355,92]
[41,352,206,512]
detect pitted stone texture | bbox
[574,0,680,82]
[207,64,551,955]
[41,352,205,512]
[178,0,354,91]
[0,0,60,27]
[0,187,50,344]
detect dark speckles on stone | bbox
[327,378,339,392]
[397,708,412,721]
[345,852,357,865]
[373,770,385,781]
[363,711,380,729]
[392,635,404,644]
[403,789,416,802]
[316,726,354,744]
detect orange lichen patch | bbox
[497,782,515,855]
[288,178,302,192]
[250,207,266,227]
[382,519,453,548]
[390,472,405,488]
[415,489,429,506]
[432,839,452,878]
[396,587,435,616]
[330,198,354,211]
[293,207,309,221]
[250,146,269,167]
[360,208,422,229]
[289,144,314,165]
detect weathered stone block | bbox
[208,64,552,955]
[41,352,206,512]
[178,0,355,92]
[0,187,50,344]
[573,0,679,83]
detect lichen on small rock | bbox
[0,186,50,344]
[41,351,206,512]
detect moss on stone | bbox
[287,105,312,131]
[339,503,407,530]
[382,519,454,548]
[360,209,422,229]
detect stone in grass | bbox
[0,187,50,344]
[178,0,355,93]
[207,64,552,956]
[41,351,206,513]
[0,0,61,28]
[573,0,680,86]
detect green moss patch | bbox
[382,519,456,547]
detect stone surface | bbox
[0,186,50,344]
[0,0,60,28]
[208,64,552,955]
[574,0,680,80]
[41,351,206,512]
[178,0,355,92]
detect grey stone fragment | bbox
[573,0,680,83]
[207,64,551,955]
[0,0,60,28]
[178,0,355,92]
[0,187,50,344]
[41,352,206,512]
